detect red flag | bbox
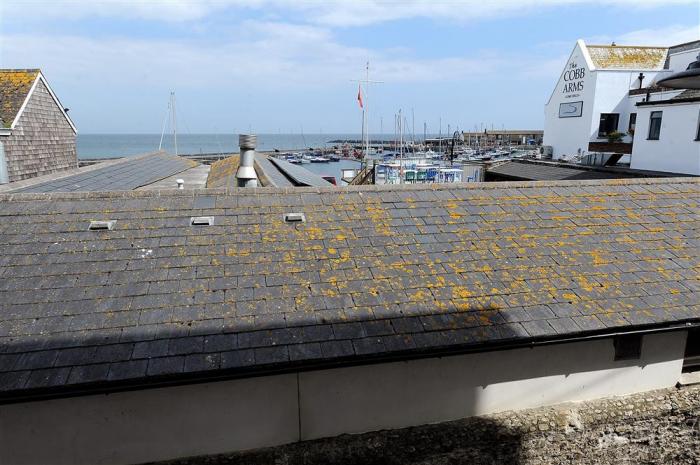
[357,85,363,109]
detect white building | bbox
[543,39,700,175]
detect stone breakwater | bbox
[157,384,700,465]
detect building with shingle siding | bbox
[0,69,77,183]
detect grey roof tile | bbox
[12,152,198,194]
[147,356,185,376]
[25,367,71,389]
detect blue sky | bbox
[1,1,698,134]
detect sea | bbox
[77,133,379,181]
[75,133,383,159]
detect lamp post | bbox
[657,53,700,90]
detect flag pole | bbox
[351,62,383,177]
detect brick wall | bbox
[3,79,77,182]
[160,385,700,465]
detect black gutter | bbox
[1,320,697,405]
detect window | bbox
[648,111,662,140]
[598,113,619,137]
[628,113,637,135]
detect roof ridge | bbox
[587,45,668,50]
[0,177,697,202]
[0,68,41,73]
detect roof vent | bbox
[190,216,214,226]
[284,212,306,223]
[88,220,116,231]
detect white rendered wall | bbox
[0,374,300,465]
[631,102,700,174]
[544,42,596,159]
[543,40,678,160]
[591,71,655,144]
[0,332,687,465]
[299,331,686,439]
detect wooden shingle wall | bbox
[3,80,77,182]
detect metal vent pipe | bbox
[236,134,258,187]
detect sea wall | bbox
[160,384,700,465]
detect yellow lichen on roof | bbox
[0,69,40,128]
[587,45,668,70]
[206,155,240,188]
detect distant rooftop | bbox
[207,154,329,188]
[586,44,668,70]
[0,177,697,401]
[1,151,198,193]
[486,159,687,182]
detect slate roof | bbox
[0,69,40,128]
[206,155,295,188]
[487,161,639,182]
[255,155,294,187]
[8,152,198,193]
[268,157,333,187]
[206,156,240,188]
[0,178,698,400]
[586,45,668,70]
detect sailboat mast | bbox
[411,108,415,148]
[365,62,369,160]
[360,102,365,161]
[171,92,178,156]
[158,95,169,151]
[399,109,403,184]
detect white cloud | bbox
[585,24,700,46]
[3,0,697,26]
[0,22,504,90]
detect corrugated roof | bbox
[0,177,697,399]
[587,45,668,70]
[0,69,40,128]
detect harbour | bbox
[1,3,700,464]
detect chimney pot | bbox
[237,134,258,187]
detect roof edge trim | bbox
[0,321,694,405]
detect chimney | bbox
[236,134,258,187]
